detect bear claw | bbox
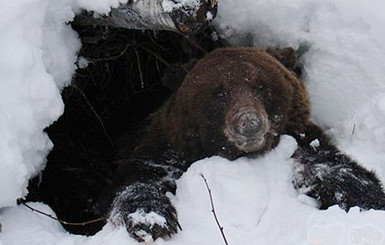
[109,182,180,242]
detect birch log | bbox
[75,0,218,35]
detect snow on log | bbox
[75,0,218,34]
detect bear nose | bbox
[234,113,262,138]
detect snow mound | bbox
[215,0,385,129]
[0,0,80,208]
[2,136,385,244]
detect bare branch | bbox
[17,199,106,226]
[200,173,229,245]
[70,83,114,148]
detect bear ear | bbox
[266,47,297,71]
[161,59,199,91]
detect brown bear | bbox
[104,47,385,242]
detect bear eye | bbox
[213,90,227,106]
[216,91,227,98]
[212,85,228,99]
[205,88,228,120]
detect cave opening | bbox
[26,21,222,235]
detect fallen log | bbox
[75,0,218,35]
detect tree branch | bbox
[17,199,106,226]
[200,173,229,245]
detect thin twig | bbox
[18,199,106,226]
[134,48,145,89]
[90,43,131,63]
[71,83,114,147]
[139,45,170,66]
[184,35,208,54]
[200,173,229,245]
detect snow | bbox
[161,0,200,13]
[127,209,167,230]
[74,0,128,14]
[1,0,385,244]
[77,56,89,69]
[310,139,320,148]
[0,0,80,208]
[126,209,167,243]
[215,0,385,129]
[2,137,385,244]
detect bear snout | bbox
[234,112,262,137]
[224,105,270,153]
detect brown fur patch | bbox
[154,47,310,162]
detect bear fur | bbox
[104,47,385,242]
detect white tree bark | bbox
[75,0,218,34]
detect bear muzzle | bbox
[224,105,270,153]
[234,112,262,138]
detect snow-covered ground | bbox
[2,0,385,244]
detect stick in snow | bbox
[17,199,106,226]
[200,173,229,245]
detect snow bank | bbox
[2,137,385,244]
[0,0,80,208]
[215,0,385,130]
[74,0,127,14]
[0,0,137,210]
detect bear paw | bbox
[109,182,180,242]
[122,208,178,242]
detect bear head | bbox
[161,47,310,162]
